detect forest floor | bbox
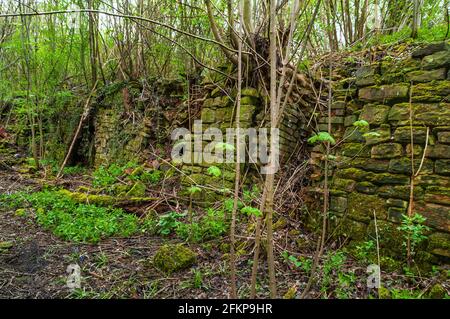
[0,167,448,299]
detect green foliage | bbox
[308,132,336,145]
[390,288,422,299]
[240,206,262,217]
[354,240,376,263]
[397,213,431,255]
[156,211,186,236]
[365,25,448,48]
[321,250,349,297]
[92,162,161,193]
[207,165,222,177]
[281,251,312,274]
[352,120,369,128]
[1,190,139,243]
[176,208,227,242]
[92,163,131,188]
[138,170,163,184]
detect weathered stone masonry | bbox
[309,41,450,264]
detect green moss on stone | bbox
[406,69,447,83]
[393,126,428,144]
[341,143,370,157]
[355,181,377,194]
[126,181,146,197]
[378,185,424,200]
[358,83,409,103]
[428,284,446,299]
[348,192,386,222]
[332,178,356,192]
[153,244,197,273]
[421,51,450,70]
[330,196,348,213]
[371,143,403,159]
[359,104,390,125]
[364,124,391,145]
[437,131,450,144]
[388,157,433,174]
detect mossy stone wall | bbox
[308,41,450,264]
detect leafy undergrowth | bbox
[0,190,143,243]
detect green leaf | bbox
[241,206,262,217]
[187,186,201,194]
[353,120,369,128]
[207,165,222,177]
[307,132,336,145]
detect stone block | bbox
[421,50,450,70]
[393,126,428,144]
[348,192,387,222]
[358,83,409,103]
[406,68,447,82]
[371,143,403,159]
[359,104,390,125]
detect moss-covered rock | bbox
[348,192,386,222]
[201,108,216,123]
[344,115,358,127]
[415,174,450,187]
[387,207,406,222]
[388,157,433,175]
[411,80,450,102]
[428,284,446,299]
[407,68,447,83]
[412,42,449,58]
[393,126,428,144]
[332,178,356,192]
[367,220,403,255]
[343,126,366,142]
[355,181,377,194]
[358,83,409,103]
[359,104,390,125]
[378,185,424,200]
[424,187,450,207]
[435,159,450,175]
[335,167,372,181]
[153,244,197,273]
[0,241,13,253]
[241,87,260,98]
[386,198,408,208]
[371,143,403,159]
[427,232,450,258]
[341,143,370,157]
[427,144,450,159]
[378,286,392,299]
[421,50,450,70]
[126,181,146,197]
[335,217,368,240]
[414,201,450,233]
[388,103,450,126]
[330,196,348,213]
[348,158,390,172]
[437,131,450,144]
[58,189,156,206]
[364,124,391,145]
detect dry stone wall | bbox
[308,41,450,265]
